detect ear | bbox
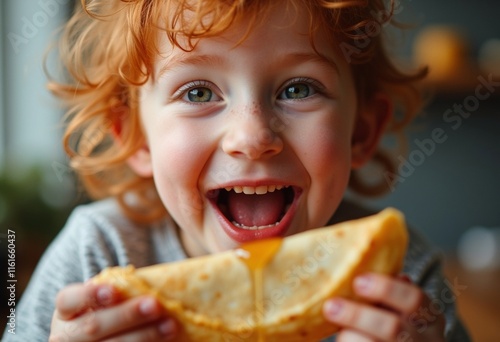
[127,145,153,177]
[351,93,392,169]
[110,109,153,178]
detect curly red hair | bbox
[49,0,426,222]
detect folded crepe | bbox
[92,208,408,341]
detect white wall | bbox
[1,0,71,173]
[0,2,6,166]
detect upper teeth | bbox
[224,185,288,195]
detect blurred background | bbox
[1,0,499,340]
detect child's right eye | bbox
[176,81,222,103]
[184,87,217,102]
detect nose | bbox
[222,105,284,160]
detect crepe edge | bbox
[260,208,408,341]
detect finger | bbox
[56,283,121,320]
[355,273,445,338]
[353,273,423,315]
[397,273,412,283]
[324,298,401,341]
[66,296,172,341]
[103,318,177,342]
[337,329,376,342]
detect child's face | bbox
[134,3,361,256]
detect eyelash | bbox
[173,80,213,97]
[279,77,325,98]
[172,77,325,102]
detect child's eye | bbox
[176,81,221,103]
[185,87,217,102]
[278,79,318,100]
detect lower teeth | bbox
[232,221,280,230]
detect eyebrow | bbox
[158,53,226,78]
[157,51,340,78]
[274,52,340,75]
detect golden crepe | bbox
[92,208,408,341]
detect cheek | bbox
[293,113,353,185]
[147,125,212,217]
[305,125,352,215]
[290,112,354,226]
[311,125,351,177]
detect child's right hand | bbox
[49,282,177,341]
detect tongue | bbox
[228,190,285,227]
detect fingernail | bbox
[139,297,159,316]
[398,273,412,283]
[354,275,372,294]
[96,285,113,306]
[158,319,176,337]
[324,299,343,319]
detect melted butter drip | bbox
[236,238,283,342]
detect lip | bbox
[207,183,302,243]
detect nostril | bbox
[222,121,283,160]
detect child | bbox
[5,0,470,341]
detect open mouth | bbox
[208,185,301,243]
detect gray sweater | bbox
[2,199,470,341]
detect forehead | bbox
[156,0,338,49]
[153,0,348,75]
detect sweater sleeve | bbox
[404,228,471,342]
[1,200,155,342]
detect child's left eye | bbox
[278,79,318,100]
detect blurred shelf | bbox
[417,65,500,97]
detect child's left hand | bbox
[323,273,445,341]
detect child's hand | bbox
[323,273,445,342]
[49,282,177,341]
